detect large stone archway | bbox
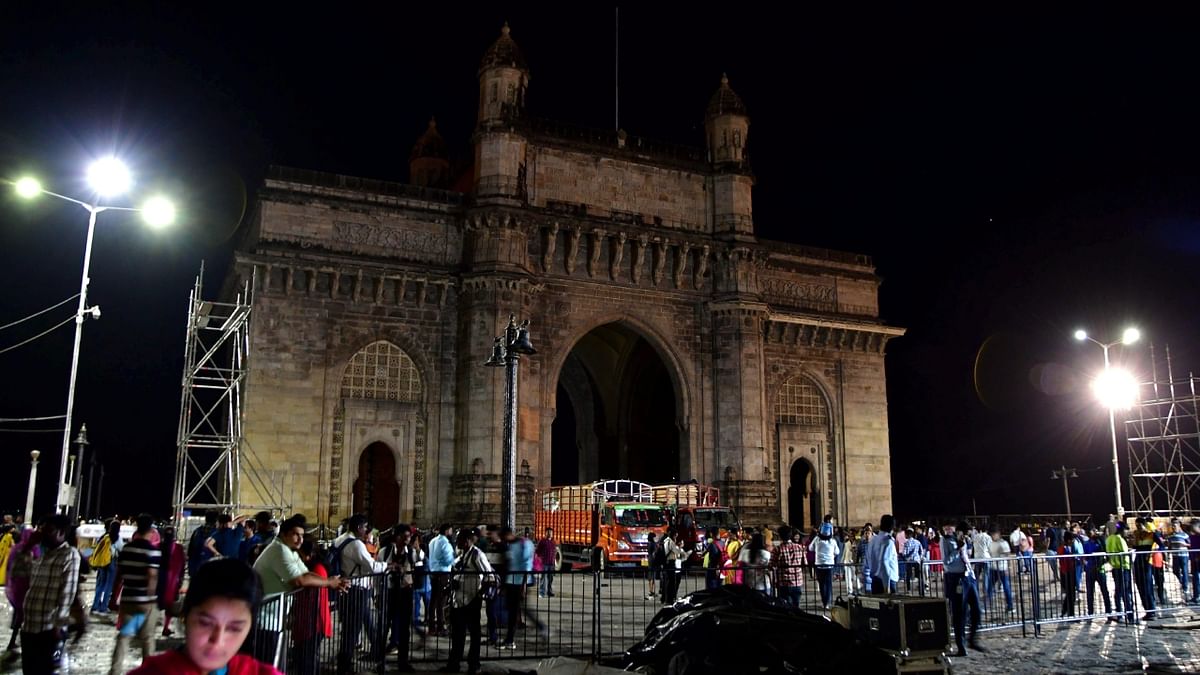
[548,321,685,486]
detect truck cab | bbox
[653,483,741,564]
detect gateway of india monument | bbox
[226,23,904,530]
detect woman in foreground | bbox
[129,557,281,675]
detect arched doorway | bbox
[551,322,682,485]
[788,458,818,530]
[775,375,834,526]
[353,441,400,528]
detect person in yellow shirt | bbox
[1105,523,1134,623]
[0,524,14,586]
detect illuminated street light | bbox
[11,163,174,516]
[87,157,132,197]
[1092,367,1139,410]
[15,177,42,199]
[142,195,176,229]
[1074,326,1142,519]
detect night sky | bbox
[2,6,1198,523]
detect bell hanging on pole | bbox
[484,337,507,367]
[510,319,537,355]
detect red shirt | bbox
[129,649,281,675]
[292,562,332,640]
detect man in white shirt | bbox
[987,525,1014,613]
[971,524,993,607]
[333,514,396,672]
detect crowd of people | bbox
[0,510,562,675]
[5,508,1200,672]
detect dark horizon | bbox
[2,6,1199,525]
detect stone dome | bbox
[706,73,747,118]
[479,22,527,72]
[410,117,448,161]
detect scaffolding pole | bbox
[172,264,289,531]
[1126,344,1200,518]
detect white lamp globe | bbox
[87,158,132,197]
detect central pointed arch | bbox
[545,317,691,486]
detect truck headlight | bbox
[617,540,631,550]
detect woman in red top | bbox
[292,538,332,675]
[928,532,943,574]
[156,525,187,637]
[130,558,281,675]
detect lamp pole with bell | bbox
[485,315,537,530]
[25,450,41,525]
[71,424,89,519]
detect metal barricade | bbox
[242,547,1200,672]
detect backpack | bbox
[90,535,112,568]
[326,538,354,578]
[652,542,667,568]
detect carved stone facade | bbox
[230,25,903,530]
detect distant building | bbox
[229,23,904,529]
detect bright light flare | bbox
[87,157,132,197]
[1092,367,1139,410]
[1074,329,1088,342]
[1123,327,1141,345]
[141,196,175,228]
[14,177,42,198]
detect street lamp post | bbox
[1050,465,1079,523]
[25,450,41,524]
[1075,327,1141,520]
[12,163,175,515]
[71,424,89,519]
[484,315,537,530]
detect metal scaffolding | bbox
[172,264,288,521]
[1126,344,1200,518]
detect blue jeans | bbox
[1173,554,1189,593]
[816,567,834,607]
[987,569,1012,611]
[1112,568,1135,621]
[945,572,980,652]
[413,587,431,624]
[1133,554,1156,613]
[1085,566,1112,615]
[91,562,116,612]
[780,585,803,608]
[539,571,555,596]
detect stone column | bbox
[710,301,776,524]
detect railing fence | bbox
[247,549,1200,672]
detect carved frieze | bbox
[760,276,837,312]
[331,220,456,265]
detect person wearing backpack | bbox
[187,511,218,576]
[443,527,493,675]
[331,514,395,673]
[90,520,122,614]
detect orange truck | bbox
[652,483,741,565]
[534,479,669,569]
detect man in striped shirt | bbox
[20,514,80,674]
[109,513,161,674]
